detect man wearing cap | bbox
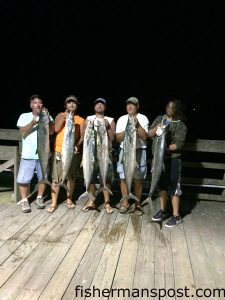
[81,97,115,214]
[16,94,55,213]
[48,95,84,213]
[116,97,149,215]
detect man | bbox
[48,95,84,213]
[149,98,187,228]
[81,98,115,214]
[16,94,54,213]
[116,97,149,215]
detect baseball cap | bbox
[125,97,139,105]
[64,95,80,105]
[94,98,107,105]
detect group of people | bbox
[16,94,187,228]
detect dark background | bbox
[0,1,224,140]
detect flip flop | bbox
[47,206,57,213]
[134,205,143,216]
[119,204,130,214]
[82,204,95,212]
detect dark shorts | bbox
[158,157,182,196]
[51,152,82,183]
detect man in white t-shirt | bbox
[80,98,115,214]
[116,97,149,215]
[16,95,54,213]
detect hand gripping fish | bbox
[95,119,113,196]
[78,120,96,201]
[142,124,169,206]
[120,115,139,204]
[56,112,75,192]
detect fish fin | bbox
[80,159,83,167]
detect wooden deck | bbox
[0,190,225,300]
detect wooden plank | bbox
[15,200,93,300]
[191,202,225,287]
[183,139,225,153]
[63,207,118,300]
[0,158,14,173]
[131,201,157,300]
[183,209,216,290]
[183,177,225,186]
[0,205,68,288]
[0,145,18,160]
[38,209,106,300]
[0,128,21,141]
[78,212,130,300]
[183,193,225,201]
[183,161,225,169]
[170,224,196,296]
[108,213,142,300]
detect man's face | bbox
[30,98,43,115]
[65,101,78,112]
[94,102,106,113]
[126,102,138,115]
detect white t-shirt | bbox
[116,113,149,149]
[87,115,114,149]
[17,112,53,159]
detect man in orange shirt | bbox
[48,95,84,213]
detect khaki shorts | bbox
[51,152,82,183]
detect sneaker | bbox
[35,197,46,209]
[152,209,169,222]
[165,215,182,228]
[21,200,31,213]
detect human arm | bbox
[104,119,115,141]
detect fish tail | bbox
[38,179,52,187]
[128,193,139,203]
[77,191,88,201]
[141,197,151,207]
[97,186,113,196]
[55,182,70,193]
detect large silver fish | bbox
[96,120,113,195]
[142,124,168,205]
[121,115,139,203]
[78,120,96,201]
[56,112,75,192]
[36,107,51,187]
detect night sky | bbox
[1,1,224,140]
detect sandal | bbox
[47,206,57,213]
[104,201,113,214]
[134,205,143,216]
[119,204,130,214]
[66,199,75,209]
[82,200,95,212]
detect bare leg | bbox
[19,184,29,199]
[103,184,113,214]
[37,182,46,198]
[66,176,75,208]
[48,182,60,212]
[159,190,168,211]
[171,195,180,216]
[120,179,129,207]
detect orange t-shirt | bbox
[54,113,84,153]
